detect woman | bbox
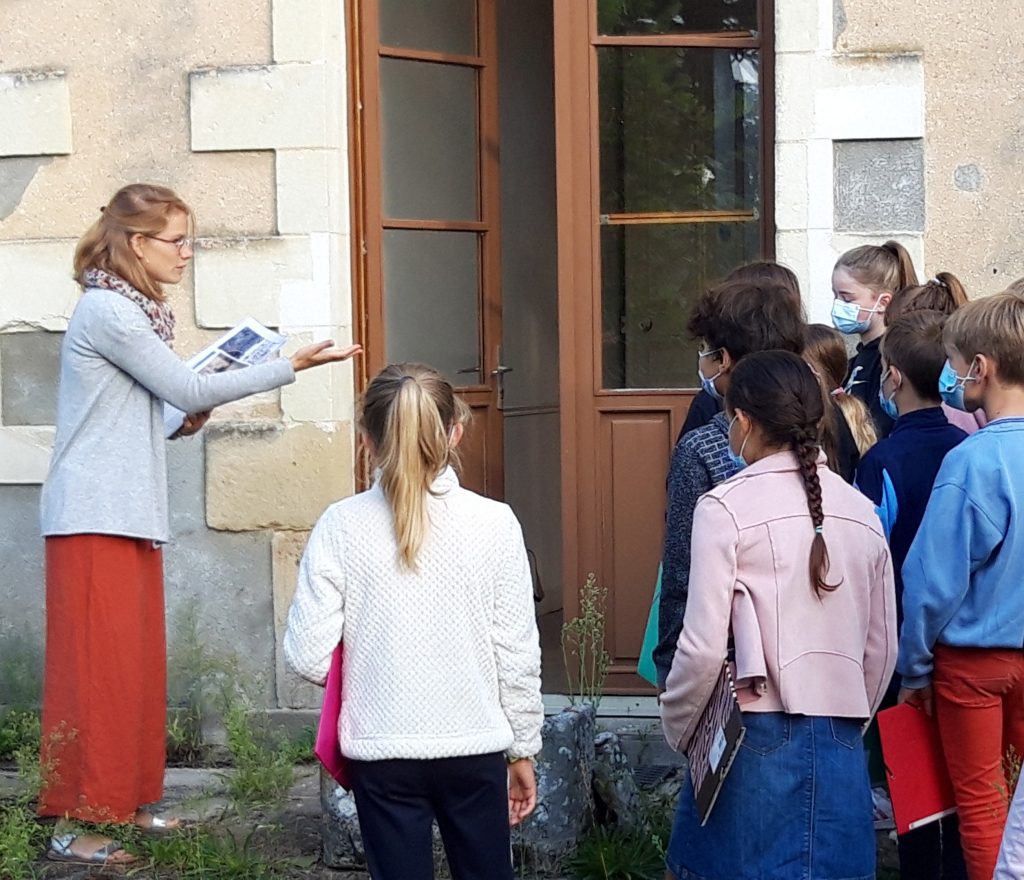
[832,240,919,437]
[660,351,897,880]
[283,363,543,880]
[39,184,361,866]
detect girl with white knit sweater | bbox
[284,363,543,880]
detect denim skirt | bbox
[666,713,875,880]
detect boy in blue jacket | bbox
[898,291,1024,880]
[855,309,967,880]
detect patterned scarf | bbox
[82,267,176,347]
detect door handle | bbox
[491,357,512,410]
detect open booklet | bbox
[164,317,288,438]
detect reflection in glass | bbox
[597,0,757,35]
[601,222,759,389]
[379,0,477,56]
[599,48,760,215]
[384,230,481,384]
[381,59,479,221]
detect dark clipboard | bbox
[686,662,746,825]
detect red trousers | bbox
[38,535,167,823]
[934,644,1024,880]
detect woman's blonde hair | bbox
[359,363,471,570]
[835,240,919,296]
[73,183,194,302]
[805,324,878,457]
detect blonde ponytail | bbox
[360,364,470,570]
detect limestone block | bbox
[774,141,808,232]
[0,330,63,426]
[193,236,313,329]
[775,231,811,310]
[0,427,54,484]
[273,0,342,64]
[775,53,818,144]
[0,240,78,331]
[775,0,825,54]
[166,435,277,706]
[834,139,925,233]
[0,484,46,703]
[805,138,835,231]
[816,54,924,141]
[276,151,346,235]
[279,326,358,423]
[271,529,323,709]
[190,64,332,152]
[205,422,353,531]
[0,71,72,157]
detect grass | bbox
[134,826,280,879]
[0,709,40,763]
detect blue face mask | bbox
[727,414,749,470]
[878,368,899,421]
[831,298,878,336]
[938,360,976,412]
[698,348,724,401]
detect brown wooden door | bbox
[553,0,774,692]
[351,0,505,499]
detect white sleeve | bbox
[491,510,543,758]
[283,512,345,685]
[996,777,1024,879]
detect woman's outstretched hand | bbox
[290,341,363,373]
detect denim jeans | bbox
[666,713,875,880]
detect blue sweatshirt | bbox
[855,407,967,621]
[898,418,1024,688]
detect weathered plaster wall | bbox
[837,0,1024,295]
[0,0,355,713]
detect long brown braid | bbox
[726,351,841,597]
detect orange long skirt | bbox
[38,535,166,823]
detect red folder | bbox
[314,645,351,789]
[877,703,957,835]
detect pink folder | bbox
[315,645,351,789]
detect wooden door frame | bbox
[346,0,505,496]
[553,0,777,687]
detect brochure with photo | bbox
[163,317,287,437]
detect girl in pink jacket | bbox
[660,350,897,880]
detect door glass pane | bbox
[599,48,760,214]
[597,0,757,35]
[381,58,479,221]
[380,0,477,55]
[601,221,759,389]
[384,230,481,384]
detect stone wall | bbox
[0,0,356,713]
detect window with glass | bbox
[596,1,767,390]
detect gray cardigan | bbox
[40,288,296,543]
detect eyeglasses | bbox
[146,234,194,253]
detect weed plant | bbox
[0,710,40,762]
[561,573,611,708]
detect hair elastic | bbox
[814,526,823,535]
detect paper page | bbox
[164,317,287,438]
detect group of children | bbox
[655,242,1024,880]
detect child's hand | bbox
[898,684,934,716]
[507,759,537,826]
